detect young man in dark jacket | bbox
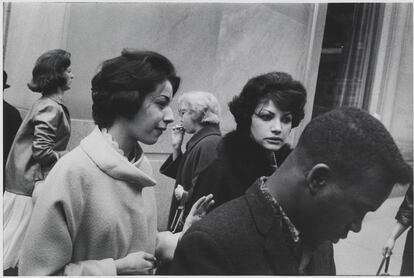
[170,107,412,275]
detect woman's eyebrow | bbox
[257,108,275,114]
[155,95,170,101]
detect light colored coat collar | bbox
[80,127,157,188]
[45,95,65,105]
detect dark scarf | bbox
[219,130,292,187]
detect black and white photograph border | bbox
[2,0,413,275]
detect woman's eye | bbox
[258,113,274,121]
[281,116,293,124]
[156,101,168,109]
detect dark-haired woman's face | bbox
[126,80,174,145]
[62,66,74,91]
[250,100,292,151]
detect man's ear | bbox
[306,163,331,195]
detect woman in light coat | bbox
[19,49,213,276]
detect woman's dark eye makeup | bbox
[256,110,293,123]
[257,112,274,121]
[281,114,293,124]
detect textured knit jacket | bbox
[171,181,336,275]
[19,127,158,275]
[160,124,221,232]
[192,129,292,211]
[5,95,71,196]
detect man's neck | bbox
[266,163,301,224]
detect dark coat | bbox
[193,129,292,210]
[3,101,22,166]
[396,183,413,275]
[160,124,221,232]
[170,181,336,275]
[3,100,22,192]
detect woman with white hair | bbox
[160,91,221,234]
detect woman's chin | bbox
[262,142,284,152]
[138,135,160,145]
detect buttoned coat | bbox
[5,95,71,196]
[160,124,221,232]
[171,182,336,275]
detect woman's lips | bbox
[265,138,283,144]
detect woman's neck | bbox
[47,88,65,101]
[106,123,135,157]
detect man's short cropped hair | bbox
[296,107,412,186]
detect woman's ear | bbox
[306,163,331,195]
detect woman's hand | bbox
[382,237,395,257]
[182,194,215,234]
[382,221,409,257]
[171,125,185,150]
[114,251,156,275]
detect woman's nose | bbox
[270,118,282,134]
[164,107,175,124]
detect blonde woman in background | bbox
[161,91,221,234]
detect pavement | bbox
[334,186,410,275]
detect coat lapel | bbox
[245,182,299,275]
[264,220,299,274]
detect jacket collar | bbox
[186,124,221,152]
[45,94,65,105]
[245,180,299,274]
[80,127,157,188]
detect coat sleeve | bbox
[32,103,64,166]
[189,136,221,188]
[192,159,229,211]
[18,159,117,276]
[160,153,182,179]
[170,230,234,274]
[396,183,413,227]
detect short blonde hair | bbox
[178,91,221,125]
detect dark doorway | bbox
[312,3,383,118]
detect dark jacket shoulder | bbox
[171,182,335,275]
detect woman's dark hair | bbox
[229,72,307,133]
[27,49,71,94]
[91,49,180,128]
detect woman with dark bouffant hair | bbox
[192,72,307,211]
[3,49,73,275]
[18,49,213,276]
